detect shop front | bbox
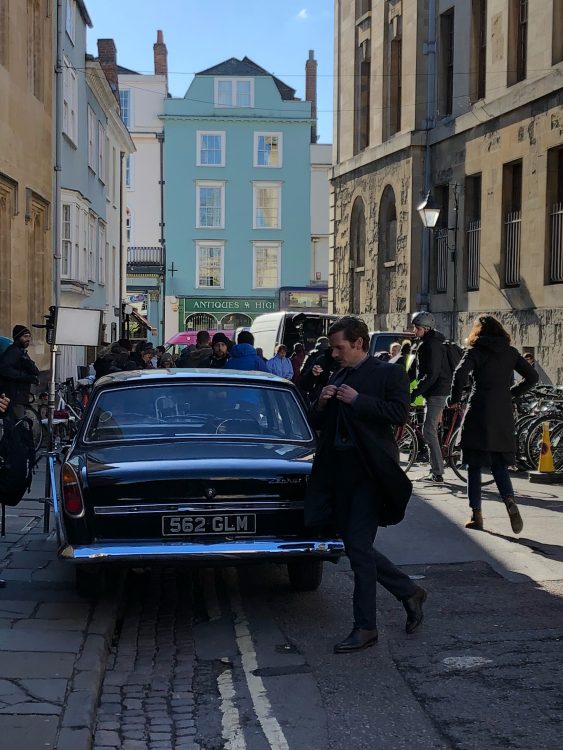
[178,297,279,333]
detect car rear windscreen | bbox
[85,383,312,442]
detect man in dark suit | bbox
[305,316,426,654]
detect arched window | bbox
[184,313,219,331]
[350,197,366,267]
[221,312,252,330]
[379,185,397,263]
[348,196,366,313]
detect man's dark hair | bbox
[237,330,254,345]
[328,316,370,352]
[117,338,132,351]
[196,330,210,346]
[156,345,166,354]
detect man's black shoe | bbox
[333,628,378,654]
[403,587,427,634]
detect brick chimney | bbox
[305,50,318,144]
[154,30,168,90]
[97,38,119,101]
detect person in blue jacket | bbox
[225,330,268,372]
[267,345,293,379]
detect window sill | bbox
[383,261,396,269]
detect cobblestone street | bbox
[93,571,198,750]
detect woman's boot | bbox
[465,509,483,530]
[504,496,523,534]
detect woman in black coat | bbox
[449,315,538,532]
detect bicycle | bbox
[395,403,496,485]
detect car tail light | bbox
[62,463,85,517]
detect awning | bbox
[131,309,157,336]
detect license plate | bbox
[162,514,256,536]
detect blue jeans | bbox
[467,457,514,510]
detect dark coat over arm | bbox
[305,357,412,528]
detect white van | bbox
[250,312,340,358]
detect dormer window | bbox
[214,78,254,108]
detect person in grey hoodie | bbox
[409,312,452,484]
[225,331,268,372]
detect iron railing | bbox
[550,202,563,283]
[127,246,163,266]
[435,228,449,293]
[466,219,481,291]
[504,210,521,286]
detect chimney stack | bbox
[154,29,168,90]
[97,38,119,101]
[305,49,318,144]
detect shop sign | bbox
[182,297,278,314]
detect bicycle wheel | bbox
[22,406,45,451]
[447,428,495,487]
[395,422,417,472]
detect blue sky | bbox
[86,0,334,143]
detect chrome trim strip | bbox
[59,539,345,562]
[93,501,296,515]
[50,454,67,548]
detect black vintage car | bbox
[53,369,343,596]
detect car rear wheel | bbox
[287,560,323,591]
[75,565,106,599]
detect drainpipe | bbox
[53,0,63,308]
[119,151,126,338]
[420,0,437,308]
[157,132,165,343]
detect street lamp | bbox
[417,191,441,228]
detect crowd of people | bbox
[0,312,551,650]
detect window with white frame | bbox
[253,182,281,229]
[104,133,110,187]
[81,208,88,282]
[111,147,117,202]
[196,181,225,228]
[119,89,131,127]
[253,242,281,288]
[65,0,75,42]
[98,222,106,285]
[254,133,282,167]
[98,122,106,181]
[197,131,225,166]
[88,107,96,171]
[61,204,72,277]
[88,214,96,281]
[125,154,134,190]
[214,78,254,108]
[196,242,224,288]
[62,56,78,144]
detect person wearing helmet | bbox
[409,311,451,483]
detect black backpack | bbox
[443,340,463,375]
[0,416,36,508]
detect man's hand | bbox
[0,394,9,414]
[317,384,337,410]
[336,384,359,405]
[312,364,323,377]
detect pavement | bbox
[0,458,122,750]
[1,457,562,749]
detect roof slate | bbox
[196,57,297,101]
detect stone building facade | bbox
[331,0,563,383]
[0,0,53,370]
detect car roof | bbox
[94,368,289,388]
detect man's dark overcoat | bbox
[0,343,39,405]
[450,336,538,455]
[305,356,412,528]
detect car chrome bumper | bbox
[59,538,345,564]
